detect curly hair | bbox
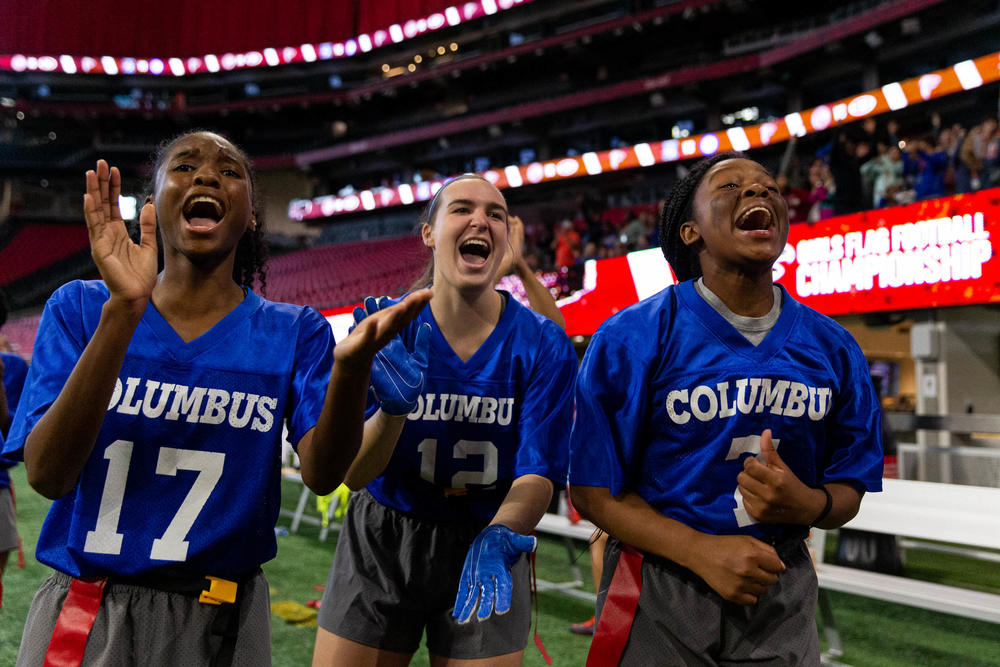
[658,151,744,282]
[148,130,268,294]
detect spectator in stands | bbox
[860,145,905,208]
[986,121,1000,188]
[568,153,883,665]
[829,130,867,216]
[621,211,655,250]
[859,117,892,157]
[619,214,640,249]
[902,135,949,200]
[2,131,429,665]
[650,199,664,248]
[578,239,599,263]
[314,174,577,666]
[584,209,604,250]
[552,218,581,269]
[807,158,835,222]
[957,116,998,191]
[519,216,551,271]
[937,125,964,195]
[776,173,810,223]
[885,118,901,150]
[597,218,620,251]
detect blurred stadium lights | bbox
[118,195,137,221]
[288,50,1000,221]
[0,0,535,76]
[864,31,884,49]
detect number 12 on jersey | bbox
[417,438,499,489]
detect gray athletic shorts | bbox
[15,569,272,666]
[0,487,18,552]
[597,537,820,666]
[317,489,531,659]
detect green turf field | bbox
[2,466,998,666]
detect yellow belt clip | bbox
[199,576,238,605]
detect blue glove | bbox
[353,296,430,416]
[452,524,537,623]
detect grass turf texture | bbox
[0,467,997,666]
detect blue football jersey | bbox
[2,280,334,578]
[366,293,576,523]
[569,280,883,543]
[0,350,29,487]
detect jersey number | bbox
[416,438,498,488]
[83,440,225,561]
[725,434,780,527]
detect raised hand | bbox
[333,289,433,414]
[84,160,158,308]
[737,429,818,525]
[363,294,430,415]
[497,214,525,277]
[689,533,785,605]
[453,524,536,623]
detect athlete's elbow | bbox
[342,469,372,493]
[26,464,76,500]
[568,485,609,524]
[299,467,342,497]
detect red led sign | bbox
[780,189,1000,315]
[322,189,1000,338]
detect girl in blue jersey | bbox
[313,175,577,666]
[3,131,430,666]
[569,153,883,665]
[0,295,29,592]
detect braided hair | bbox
[658,151,744,282]
[149,131,269,294]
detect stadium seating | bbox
[265,235,427,310]
[1,234,428,356]
[2,312,42,360]
[0,223,90,287]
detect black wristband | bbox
[810,484,833,526]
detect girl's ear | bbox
[421,222,435,248]
[679,220,701,247]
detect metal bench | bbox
[813,478,1000,664]
[534,512,599,602]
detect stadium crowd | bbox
[512,112,1000,275]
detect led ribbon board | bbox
[290,51,1000,220]
[321,189,1000,337]
[0,1,533,76]
[781,189,999,315]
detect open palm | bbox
[334,289,433,375]
[84,160,158,305]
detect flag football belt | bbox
[586,538,806,666]
[43,569,256,667]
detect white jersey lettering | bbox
[110,375,279,432]
[665,377,833,425]
[408,392,514,425]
